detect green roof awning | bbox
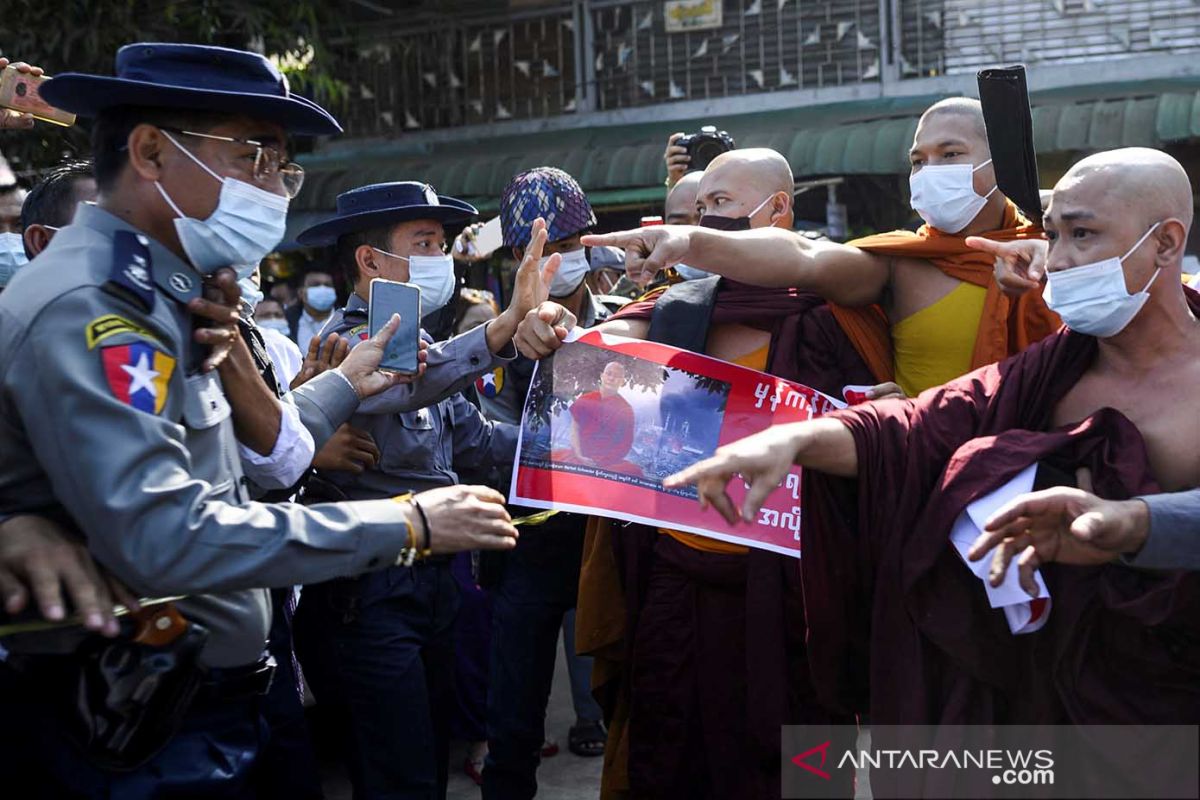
[295,77,1200,213]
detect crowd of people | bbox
[0,37,1197,800]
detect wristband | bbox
[413,498,432,558]
[391,493,420,566]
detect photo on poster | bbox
[518,342,732,495]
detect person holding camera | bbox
[0,43,520,798]
[516,147,872,799]
[663,125,735,189]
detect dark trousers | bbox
[294,561,460,800]
[256,589,324,799]
[482,524,585,800]
[0,662,266,800]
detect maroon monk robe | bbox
[602,278,875,799]
[800,289,1200,731]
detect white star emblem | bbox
[121,352,160,398]
[480,372,496,389]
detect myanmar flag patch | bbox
[475,367,504,398]
[101,342,175,414]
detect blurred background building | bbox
[292,0,1200,245]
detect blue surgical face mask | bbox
[675,264,712,281]
[257,317,289,334]
[304,284,337,312]
[542,247,589,298]
[0,232,29,288]
[372,248,456,313]
[238,276,264,310]
[154,130,289,278]
[1043,222,1162,338]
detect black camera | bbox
[677,126,736,172]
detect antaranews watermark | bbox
[781,725,1197,799]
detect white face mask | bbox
[257,317,289,334]
[909,159,997,234]
[372,248,456,313]
[675,264,712,281]
[0,232,29,287]
[238,276,264,310]
[155,130,289,278]
[543,247,589,298]
[1043,222,1162,338]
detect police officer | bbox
[481,168,613,800]
[289,182,551,800]
[0,43,519,798]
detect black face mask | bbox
[696,195,776,232]
[698,214,751,232]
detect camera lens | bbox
[690,140,726,171]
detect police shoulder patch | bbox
[100,341,176,414]
[475,367,505,398]
[348,323,369,341]
[86,314,160,350]
[104,230,156,312]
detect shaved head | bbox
[1055,147,1193,233]
[696,148,795,228]
[919,97,987,142]
[704,148,794,196]
[665,170,703,225]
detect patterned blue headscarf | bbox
[500,167,597,248]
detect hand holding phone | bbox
[0,65,76,127]
[368,279,421,374]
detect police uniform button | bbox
[470,356,480,365]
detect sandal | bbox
[463,755,484,786]
[568,720,606,757]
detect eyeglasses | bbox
[161,127,305,198]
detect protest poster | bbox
[509,329,844,557]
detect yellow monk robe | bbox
[829,200,1061,394]
[658,343,769,554]
[891,282,987,397]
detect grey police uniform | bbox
[317,293,518,499]
[0,204,418,668]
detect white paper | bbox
[949,463,1051,634]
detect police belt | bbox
[197,654,276,702]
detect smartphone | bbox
[368,278,421,374]
[473,216,503,257]
[0,67,76,127]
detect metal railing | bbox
[327,0,1200,137]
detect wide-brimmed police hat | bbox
[39,43,341,136]
[296,182,477,247]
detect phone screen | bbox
[368,279,421,374]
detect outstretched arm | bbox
[664,418,857,525]
[582,226,890,307]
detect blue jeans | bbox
[0,662,266,800]
[294,562,460,800]
[482,522,590,800]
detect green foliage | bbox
[0,0,348,177]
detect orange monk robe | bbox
[829,200,1060,383]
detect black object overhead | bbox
[977,65,1043,227]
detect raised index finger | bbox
[963,236,1009,256]
[581,231,639,249]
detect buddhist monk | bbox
[665,147,1200,795]
[516,148,874,799]
[584,98,1060,397]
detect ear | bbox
[22,224,51,259]
[769,191,790,225]
[1155,218,1188,269]
[355,243,382,281]
[126,124,168,182]
[512,246,525,261]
